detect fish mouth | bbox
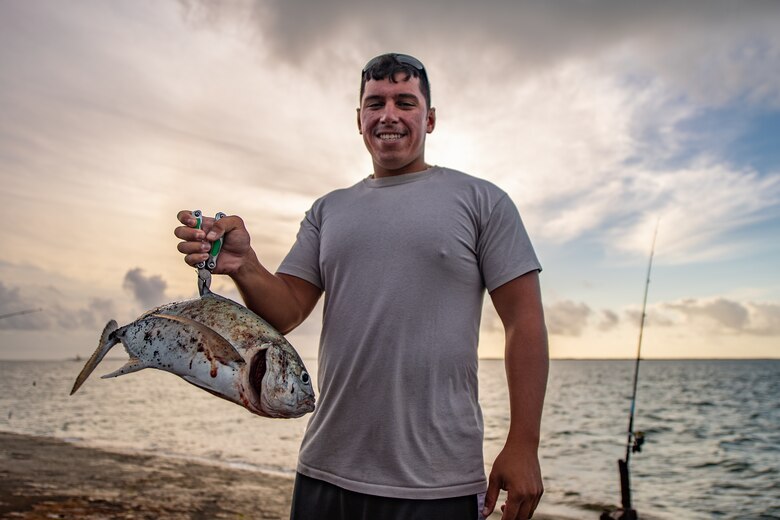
[299,394,316,410]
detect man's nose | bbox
[379,104,399,123]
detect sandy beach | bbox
[0,431,294,519]
[0,432,570,520]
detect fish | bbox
[70,291,315,419]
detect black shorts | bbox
[290,472,482,520]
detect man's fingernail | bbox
[482,508,489,516]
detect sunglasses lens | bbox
[395,54,424,71]
[362,57,379,72]
[362,53,425,73]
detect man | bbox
[175,53,548,520]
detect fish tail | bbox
[70,320,120,395]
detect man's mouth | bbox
[377,133,404,141]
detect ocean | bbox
[1,358,777,519]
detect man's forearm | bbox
[504,323,549,447]
[230,251,320,334]
[489,271,549,447]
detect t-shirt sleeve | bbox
[277,204,324,290]
[478,193,542,292]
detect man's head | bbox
[357,53,436,178]
[360,53,431,109]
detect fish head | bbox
[248,342,315,419]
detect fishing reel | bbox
[631,431,645,454]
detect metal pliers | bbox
[193,210,226,296]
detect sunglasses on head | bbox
[362,53,426,74]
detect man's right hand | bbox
[174,210,254,276]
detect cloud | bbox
[492,61,780,262]
[0,281,115,331]
[178,0,780,103]
[664,298,780,336]
[3,1,778,268]
[624,306,677,329]
[0,282,40,330]
[123,268,169,309]
[544,297,780,339]
[1,1,779,362]
[598,310,620,332]
[545,300,592,336]
[173,0,780,262]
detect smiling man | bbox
[175,53,548,520]
[357,56,436,177]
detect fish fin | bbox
[101,357,146,379]
[181,375,229,398]
[148,313,245,366]
[70,320,120,395]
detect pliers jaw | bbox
[198,268,212,296]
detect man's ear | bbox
[357,108,362,134]
[426,107,436,134]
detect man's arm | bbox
[483,270,549,519]
[232,261,321,334]
[175,211,322,334]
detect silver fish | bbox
[71,291,315,419]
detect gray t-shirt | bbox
[278,166,541,499]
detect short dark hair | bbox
[360,53,431,108]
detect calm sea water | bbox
[1,358,777,519]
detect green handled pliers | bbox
[193,210,226,296]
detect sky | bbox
[1,0,778,360]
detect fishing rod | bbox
[0,308,43,320]
[602,223,658,520]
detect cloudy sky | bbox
[1,0,778,360]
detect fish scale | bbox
[107,314,244,403]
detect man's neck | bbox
[371,163,431,179]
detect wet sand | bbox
[0,431,566,519]
[0,431,293,519]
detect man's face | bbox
[357,74,436,178]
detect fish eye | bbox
[301,372,310,384]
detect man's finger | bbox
[528,492,542,518]
[183,252,209,267]
[526,498,539,518]
[501,499,520,520]
[177,240,210,256]
[205,214,243,242]
[174,224,206,241]
[482,475,500,518]
[176,209,198,226]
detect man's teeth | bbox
[379,133,403,140]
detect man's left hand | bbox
[482,443,543,519]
